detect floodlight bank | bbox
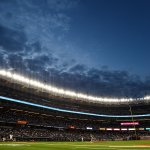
[0,69,149,103]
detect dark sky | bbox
[0,0,150,98]
[68,0,150,76]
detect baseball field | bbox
[1,140,150,150]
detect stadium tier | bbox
[0,72,150,142]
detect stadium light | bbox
[144,96,150,100]
[0,69,149,103]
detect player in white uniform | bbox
[9,134,13,141]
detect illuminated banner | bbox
[99,128,105,131]
[128,128,136,130]
[17,120,28,125]
[138,128,144,131]
[121,122,139,126]
[86,127,93,130]
[113,128,120,131]
[106,128,112,131]
[121,128,127,131]
[68,126,75,129]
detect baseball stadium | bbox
[0,0,150,150]
[0,70,150,150]
[0,69,150,150]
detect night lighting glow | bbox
[113,128,120,131]
[86,127,93,130]
[106,128,112,131]
[99,128,105,130]
[121,128,127,131]
[138,128,144,131]
[128,128,136,131]
[0,69,149,103]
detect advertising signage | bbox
[121,122,139,126]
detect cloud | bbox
[0,24,27,52]
[69,64,87,74]
[0,0,74,46]
[0,0,150,98]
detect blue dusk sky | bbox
[0,0,150,98]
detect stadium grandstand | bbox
[0,69,150,142]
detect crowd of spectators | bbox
[1,107,150,142]
[0,108,108,129]
[0,108,150,142]
[0,127,150,142]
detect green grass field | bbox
[1,140,150,150]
